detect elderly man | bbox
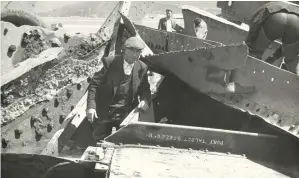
[158,9,177,32]
[86,37,151,141]
[245,1,299,74]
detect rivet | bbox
[253,71,256,74]
[47,123,54,132]
[14,129,23,139]
[287,81,290,84]
[54,98,59,107]
[271,78,274,82]
[262,70,265,73]
[4,28,8,36]
[87,77,91,83]
[42,108,49,117]
[2,138,9,148]
[59,115,66,124]
[77,83,82,90]
[66,89,73,99]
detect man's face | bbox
[124,47,142,64]
[166,10,172,19]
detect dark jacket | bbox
[246,2,299,43]
[87,54,151,120]
[158,17,177,31]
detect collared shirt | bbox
[123,59,134,75]
[166,19,172,32]
[195,20,208,39]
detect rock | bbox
[23,98,33,106]
[8,45,16,53]
[64,33,71,42]
[50,38,61,47]
[90,34,98,41]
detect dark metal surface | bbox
[141,44,248,94]
[1,153,96,178]
[135,24,167,53]
[210,56,299,139]
[105,122,299,164]
[181,6,248,44]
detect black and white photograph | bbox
[1,1,299,177]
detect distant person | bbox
[245,1,299,74]
[158,9,177,32]
[194,18,208,39]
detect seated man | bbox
[86,37,151,142]
[245,1,299,74]
[158,9,177,32]
[194,17,208,39]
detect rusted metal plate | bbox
[181,5,282,63]
[105,122,299,163]
[210,56,299,139]
[141,44,248,93]
[97,2,129,41]
[167,32,213,51]
[108,1,132,56]
[127,1,156,24]
[135,24,167,53]
[181,5,248,44]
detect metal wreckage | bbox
[1,1,299,178]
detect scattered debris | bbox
[21,29,50,61]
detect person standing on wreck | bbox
[86,37,151,142]
[245,1,299,74]
[158,9,177,32]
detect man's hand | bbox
[137,100,149,112]
[86,108,98,122]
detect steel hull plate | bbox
[109,146,298,178]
